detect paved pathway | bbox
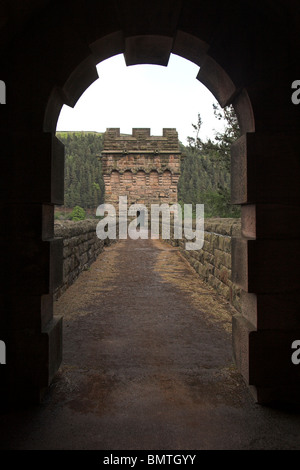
[1,237,300,450]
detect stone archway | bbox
[1,0,299,406]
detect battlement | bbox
[102,128,180,153]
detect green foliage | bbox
[56,131,105,210]
[54,211,63,220]
[200,189,239,218]
[70,205,86,221]
[178,104,241,218]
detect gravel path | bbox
[1,237,300,450]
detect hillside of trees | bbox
[56,105,240,219]
[56,131,105,213]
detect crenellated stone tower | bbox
[100,128,182,210]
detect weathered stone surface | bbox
[54,219,115,299]
[100,128,181,210]
[165,218,241,311]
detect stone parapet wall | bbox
[166,218,242,311]
[53,219,113,299]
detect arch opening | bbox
[49,35,252,403]
[4,4,299,411]
[49,40,249,405]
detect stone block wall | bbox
[166,218,242,311]
[53,219,113,299]
[100,128,182,210]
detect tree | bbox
[178,103,241,218]
[211,103,240,172]
[70,205,86,221]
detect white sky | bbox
[56,53,225,146]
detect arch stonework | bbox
[1,0,299,406]
[149,170,159,187]
[100,128,181,209]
